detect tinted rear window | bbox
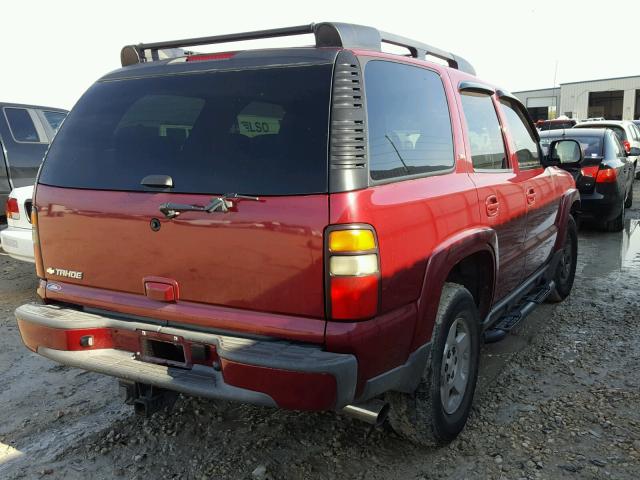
[39,65,332,195]
[577,124,626,141]
[538,121,576,131]
[540,135,603,157]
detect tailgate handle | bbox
[143,277,179,302]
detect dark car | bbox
[15,22,579,445]
[0,103,68,209]
[574,120,640,179]
[540,128,635,231]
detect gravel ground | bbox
[1,185,639,479]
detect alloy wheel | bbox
[440,317,471,414]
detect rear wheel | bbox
[548,215,577,303]
[624,182,633,209]
[386,283,480,446]
[604,200,625,232]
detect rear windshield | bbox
[39,65,332,195]
[538,121,576,131]
[577,124,626,142]
[540,135,603,157]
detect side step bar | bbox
[484,281,555,343]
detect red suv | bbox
[15,22,580,445]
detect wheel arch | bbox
[410,227,497,351]
[554,188,580,251]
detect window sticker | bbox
[235,102,284,138]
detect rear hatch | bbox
[35,55,335,326]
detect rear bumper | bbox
[0,226,34,262]
[578,189,623,222]
[15,303,358,410]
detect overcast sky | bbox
[2,0,639,110]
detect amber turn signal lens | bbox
[328,229,376,252]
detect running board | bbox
[484,281,555,343]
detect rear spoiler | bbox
[120,22,476,76]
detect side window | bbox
[365,61,454,181]
[460,93,507,170]
[499,100,541,169]
[42,111,67,132]
[4,108,41,142]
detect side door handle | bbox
[526,187,536,205]
[485,195,499,217]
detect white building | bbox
[513,75,640,122]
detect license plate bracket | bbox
[137,330,191,369]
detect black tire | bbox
[386,283,480,446]
[548,215,578,303]
[624,182,633,209]
[604,201,625,232]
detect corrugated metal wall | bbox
[513,88,560,107]
[560,77,640,120]
[515,76,640,121]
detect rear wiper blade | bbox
[159,193,260,219]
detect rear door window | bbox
[365,61,454,181]
[499,100,541,169]
[39,65,333,195]
[4,108,42,143]
[460,93,507,170]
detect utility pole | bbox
[552,60,559,119]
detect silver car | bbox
[575,120,640,179]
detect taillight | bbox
[6,197,19,220]
[622,140,631,154]
[31,206,45,278]
[595,167,617,183]
[326,226,379,320]
[580,166,599,178]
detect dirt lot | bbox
[1,186,639,480]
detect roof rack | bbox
[120,22,476,76]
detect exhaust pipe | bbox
[341,399,390,427]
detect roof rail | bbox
[120,22,476,75]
